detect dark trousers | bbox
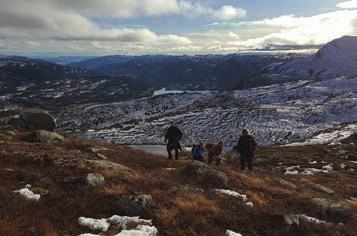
[168,149,179,160]
[167,140,180,160]
[193,155,203,162]
[240,154,253,170]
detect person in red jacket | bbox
[208,141,223,165]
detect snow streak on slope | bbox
[57,77,357,146]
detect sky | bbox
[0,0,356,56]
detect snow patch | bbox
[78,217,110,232]
[14,185,40,201]
[78,215,156,235]
[287,124,357,146]
[226,230,243,236]
[284,165,332,175]
[117,225,158,236]
[215,189,248,202]
[108,215,152,230]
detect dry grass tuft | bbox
[42,221,59,236]
[0,219,21,236]
[174,191,220,215]
[102,185,127,196]
[247,191,267,206]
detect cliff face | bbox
[0,126,356,236]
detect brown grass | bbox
[1,129,356,236]
[174,191,220,215]
[246,191,267,206]
[102,185,127,196]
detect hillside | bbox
[57,77,357,146]
[264,36,357,80]
[69,54,289,91]
[0,126,356,236]
[0,56,152,111]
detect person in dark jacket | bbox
[191,143,204,161]
[235,129,257,171]
[164,122,183,160]
[208,141,223,165]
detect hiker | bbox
[234,128,257,171]
[164,121,183,160]
[208,141,223,165]
[191,143,204,161]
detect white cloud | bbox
[59,0,246,20]
[25,41,41,48]
[0,0,191,47]
[0,41,5,49]
[337,0,357,9]
[213,5,247,21]
[239,10,357,47]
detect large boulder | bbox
[305,183,335,194]
[20,109,56,131]
[34,130,64,143]
[311,198,352,219]
[115,194,155,215]
[86,173,105,187]
[181,161,228,188]
[84,160,134,179]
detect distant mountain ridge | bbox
[70,54,288,91]
[0,56,151,110]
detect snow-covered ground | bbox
[57,77,357,146]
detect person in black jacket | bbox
[234,128,257,171]
[164,121,183,160]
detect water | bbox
[129,145,168,156]
[152,88,210,97]
[129,144,235,156]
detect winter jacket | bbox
[165,126,182,142]
[236,134,257,155]
[209,144,222,156]
[192,145,204,158]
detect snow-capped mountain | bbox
[265,36,357,79]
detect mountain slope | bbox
[0,56,151,111]
[93,54,283,91]
[265,36,357,79]
[0,127,356,236]
[56,77,357,146]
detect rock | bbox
[284,214,333,227]
[305,183,335,194]
[5,130,16,136]
[279,179,298,189]
[337,150,348,156]
[181,161,228,188]
[86,173,105,187]
[115,194,155,216]
[347,154,357,161]
[96,153,108,160]
[34,130,64,143]
[87,147,108,153]
[312,198,352,218]
[20,108,56,131]
[84,160,133,178]
[31,187,50,196]
[312,198,349,210]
